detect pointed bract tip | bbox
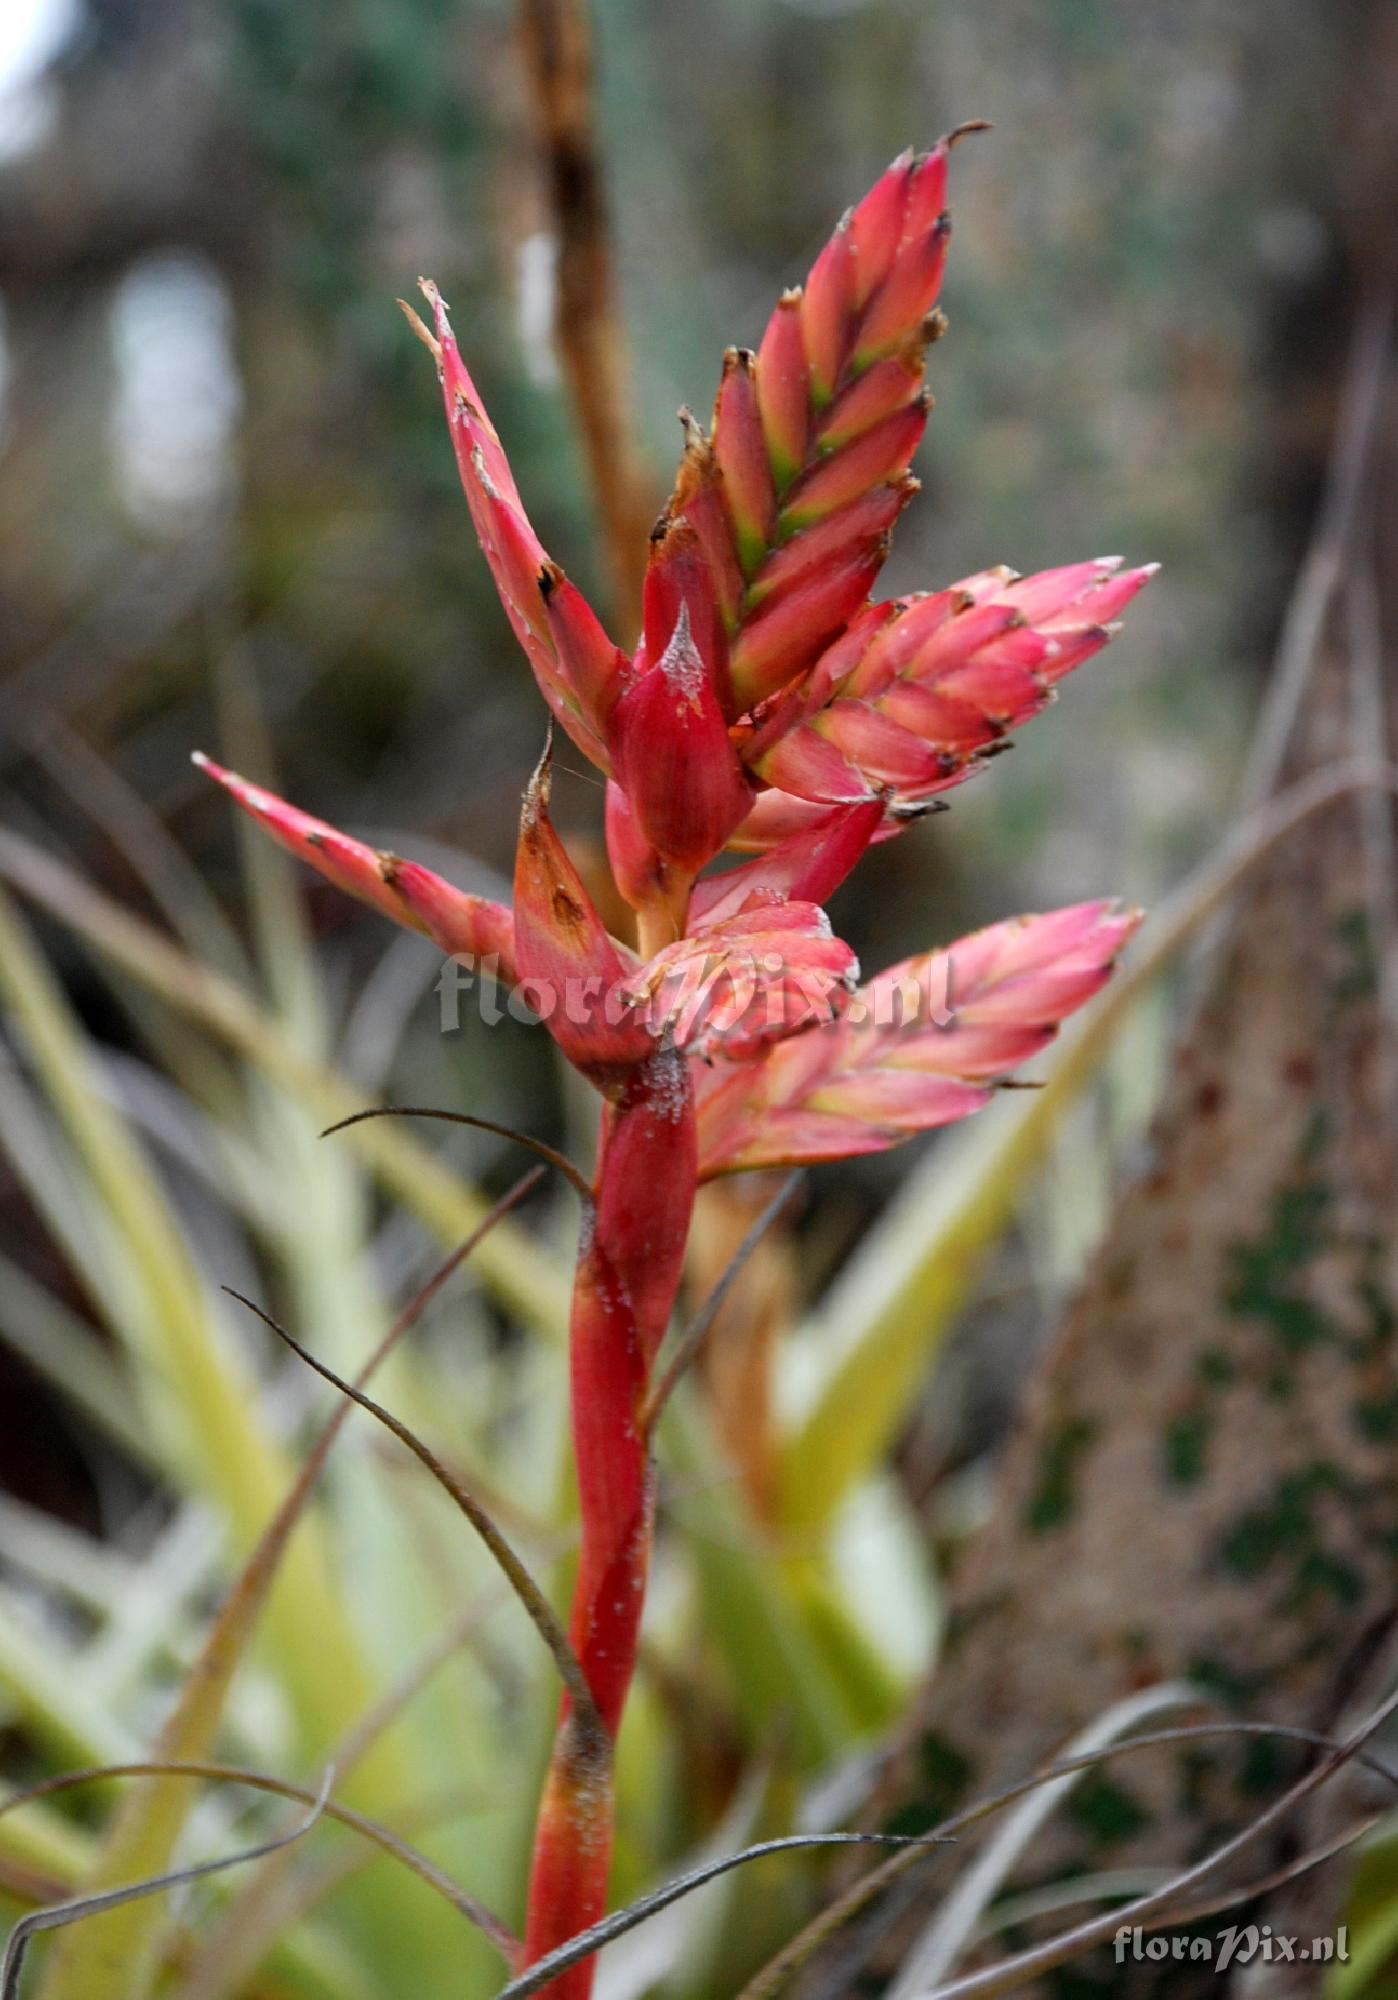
[524,723,556,819]
[191,749,211,771]
[417,277,452,341]
[398,298,441,362]
[945,119,993,147]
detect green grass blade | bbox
[772,764,1384,1534]
[0,829,568,1336]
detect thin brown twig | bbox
[732,1706,1398,2000]
[0,1763,516,1964]
[0,1772,334,2000]
[179,1789,484,2000]
[321,1104,592,1201]
[23,1168,542,1997]
[223,1288,605,1749]
[1240,287,1392,808]
[178,1591,532,2000]
[516,0,652,633]
[911,1686,1398,1999]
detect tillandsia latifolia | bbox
[198,131,1154,1996]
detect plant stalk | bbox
[522,1047,696,1993]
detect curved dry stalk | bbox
[180,1586,530,2000]
[322,1105,592,1201]
[223,1289,605,1747]
[1,1772,335,2000]
[642,1172,804,1436]
[493,1830,957,2000]
[494,1715,1398,1998]
[17,1167,542,2000]
[515,0,652,631]
[1141,1812,1388,1940]
[732,1707,1398,2000]
[884,1682,1200,1999]
[1240,288,1392,808]
[907,1688,1398,2000]
[0,1762,515,1963]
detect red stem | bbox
[522,1047,697,1994]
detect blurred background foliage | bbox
[0,0,1389,1995]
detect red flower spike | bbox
[608,592,753,879]
[743,481,911,615]
[755,293,809,490]
[801,210,858,405]
[689,799,885,924]
[848,149,915,306]
[727,541,889,712]
[696,901,1141,1175]
[604,778,667,913]
[713,349,777,578]
[654,137,966,723]
[818,348,926,453]
[778,398,930,533]
[413,284,623,766]
[750,558,1156,806]
[621,902,859,1059]
[641,518,734,713]
[192,755,517,976]
[852,215,950,368]
[666,415,748,633]
[205,141,1155,2000]
[512,748,653,1083]
[726,784,913,852]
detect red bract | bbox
[199,135,1153,1998]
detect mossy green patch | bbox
[1332,905,1378,1004]
[1197,1347,1236,1388]
[1291,1547,1364,1608]
[1220,1466,1339,1578]
[913,1729,972,1821]
[1163,1410,1211,1486]
[1065,1772,1151,1846]
[1219,1463,1366,1618]
[1226,1177,1336,1353]
[1298,1105,1331,1164]
[1238,1733,1289,1796]
[1186,1655,1263,1708]
[1356,1273,1397,1354]
[1024,1416,1097,1533]
[1354,1390,1398,1442]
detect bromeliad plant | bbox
[198,134,1152,1994]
